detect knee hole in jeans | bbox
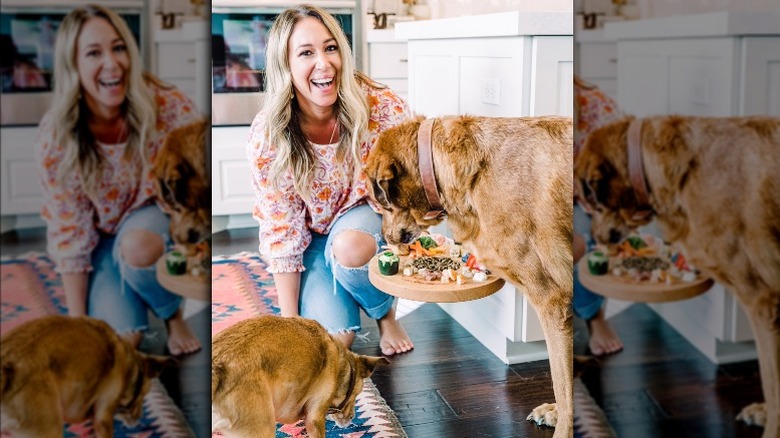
[331,230,377,268]
[119,229,164,268]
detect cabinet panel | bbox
[212,127,255,216]
[742,37,780,116]
[578,43,618,78]
[157,42,197,79]
[410,54,459,116]
[458,56,522,117]
[669,56,732,116]
[368,42,409,78]
[531,36,574,117]
[1,128,43,215]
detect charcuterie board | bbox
[577,255,713,303]
[368,253,505,303]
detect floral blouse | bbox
[35,84,200,273]
[247,84,412,273]
[575,83,625,158]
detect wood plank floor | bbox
[4,227,766,437]
[574,304,763,438]
[213,227,557,438]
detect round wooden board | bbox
[156,254,209,301]
[368,254,505,303]
[577,255,713,303]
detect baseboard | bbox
[438,302,549,364]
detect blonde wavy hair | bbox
[51,4,160,198]
[263,4,381,200]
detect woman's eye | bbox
[326,45,338,52]
[299,50,313,57]
[86,50,100,57]
[113,44,127,53]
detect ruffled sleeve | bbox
[34,114,98,273]
[246,112,311,273]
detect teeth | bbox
[100,80,120,86]
[311,78,333,88]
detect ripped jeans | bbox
[299,203,395,334]
[88,204,182,334]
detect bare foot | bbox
[120,331,144,349]
[587,308,623,356]
[165,308,201,356]
[377,308,413,356]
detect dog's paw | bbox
[527,402,558,428]
[736,402,766,427]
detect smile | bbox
[311,78,334,89]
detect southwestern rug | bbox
[0,252,195,438]
[211,251,407,438]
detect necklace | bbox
[327,119,338,145]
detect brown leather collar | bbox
[417,119,446,220]
[627,118,653,221]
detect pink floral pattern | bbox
[575,83,625,158]
[247,85,412,273]
[35,85,201,273]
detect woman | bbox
[573,76,624,356]
[34,4,201,355]
[247,4,413,356]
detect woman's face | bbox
[287,17,342,114]
[76,17,129,117]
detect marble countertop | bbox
[395,10,573,40]
[604,10,780,39]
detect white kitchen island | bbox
[396,10,573,364]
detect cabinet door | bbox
[1,128,43,215]
[212,127,255,216]
[741,36,780,116]
[530,36,574,117]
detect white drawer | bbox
[157,42,197,79]
[578,42,617,79]
[369,42,409,79]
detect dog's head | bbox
[327,353,389,427]
[115,352,175,426]
[574,117,654,244]
[365,117,448,245]
[152,119,211,249]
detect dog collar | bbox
[627,118,654,221]
[328,362,357,414]
[417,119,446,220]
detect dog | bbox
[364,115,574,436]
[0,315,173,437]
[574,115,780,436]
[152,119,211,252]
[211,315,389,438]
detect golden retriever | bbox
[364,115,574,436]
[574,115,780,436]
[151,119,211,250]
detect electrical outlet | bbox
[481,78,501,105]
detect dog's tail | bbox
[0,362,13,396]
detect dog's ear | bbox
[357,355,390,379]
[141,353,178,378]
[371,162,399,209]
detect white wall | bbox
[425,0,571,19]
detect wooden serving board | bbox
[368,254,505,303]
[156,253,209,301]
[577,255,713,303]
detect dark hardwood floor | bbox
[214,227,557,438]
[574,304,764,438]
[1,227,211,437]
[4,227,766,438]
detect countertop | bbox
[395,10,573,40]
[604,10,780,40]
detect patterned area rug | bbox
[211,252,407,438]
[0,252,195,438]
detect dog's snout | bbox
[400,230,416,244]
[608,229,623,244]
[187,229,201,244]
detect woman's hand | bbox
[272,272,301,317]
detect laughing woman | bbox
[34,4,201,355]
[247,4,414,355]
